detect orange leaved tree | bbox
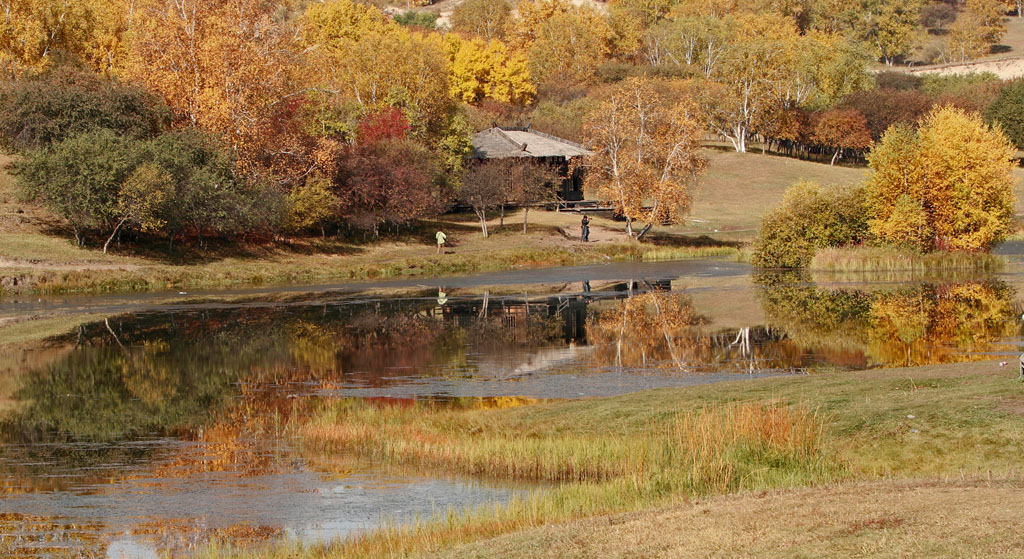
[582,77,707,238]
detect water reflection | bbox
[2,272,1022,557]
[757,273,1021,367]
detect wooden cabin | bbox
[471,126,593,202]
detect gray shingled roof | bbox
[472,127,593,159]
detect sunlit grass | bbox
[200,399,837,559]
[197,359,1024,558]
[810,246,1004,273]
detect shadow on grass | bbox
[643,231,743,249]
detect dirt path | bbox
[907,56,1024,79]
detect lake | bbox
[2,258,1023,557]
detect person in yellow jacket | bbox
[436,230,447,254]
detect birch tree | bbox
[583,78,707,238]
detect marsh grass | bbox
[200,400,837,559]
[810,246,1004,273]
[299,400,829,485]
[199,361,1024,559]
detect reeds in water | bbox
[810,246,1003,274]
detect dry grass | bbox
[810,246,1005,273]
[415,479,1024,559]
[682,149,868,237]
[202,400,835,559]
[203,359,1024,559]
[298,400,830,485]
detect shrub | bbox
[920,72,1000,97]
[751,181,868,268]
[393,11,438,28]
[874,71,922,91]
[0,66,169,151]
[986,77,1024,148]
[14,129,135,245]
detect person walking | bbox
[581,215,591,242]
[435,230,447,254]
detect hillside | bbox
[684,150,869,237]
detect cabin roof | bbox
[472,127,593,159]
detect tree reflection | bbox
[588,292,711,369]
[757,273,1018,367]
[0,295,572,447]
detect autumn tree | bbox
[866,107,1016,251]
[457,158,558,236]
[507,0,615,85]
[706,14,799,153]
[945,0,1007,61]
[459,161,511,237]
[642,16,734,77]
[1005,0,1023,18]
[303,0,452,134]
[871,0,925,65]
[451,0,512,40]
[839,88,933,139]
[445,35,536,105]
[509,160,561,232]
[0,0,129,78]
[583,78,707,238]
[813,109,872,165]
[105,162,173,253]
[334,111,445,236]
[287,175,341,237]
[126,0,315,181]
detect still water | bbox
[2,259,1023,557]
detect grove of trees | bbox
[753,106,1017,267]
[1,0,1022,252]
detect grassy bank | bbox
[203,360,1024,558]
[0,241,738,297]
[810,246,1005,274]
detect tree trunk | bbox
[476,208,489,237]
[636,223,654,241]
[522,206,529,233]
[625,216,633,237]
[103,217,128,254]
[830,148,840,166]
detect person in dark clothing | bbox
[581,215,591,242]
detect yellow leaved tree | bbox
[302,0,452,133]
[506,0,615,85]
[866,106,1017,251]
[0,0,129,78]
[124,0,312,179]
[445,35,535,105]
[583,77,707,238]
